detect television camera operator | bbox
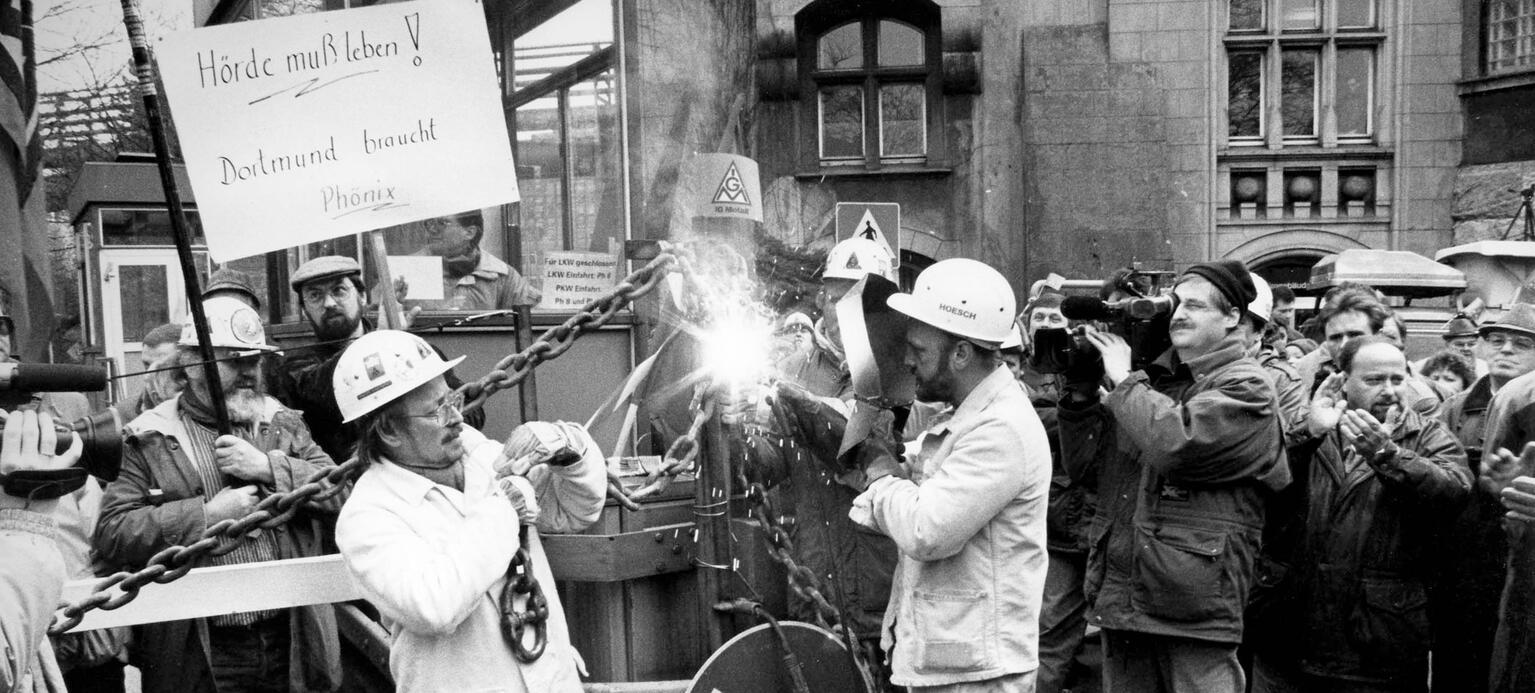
[1,409,83,693]
[1055,260,1290,693]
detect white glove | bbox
[498,475,541,524]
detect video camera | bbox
[0,362,124,499]
[1030,268,1178,381]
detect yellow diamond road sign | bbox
[835,202,899,259]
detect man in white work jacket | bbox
[851,258,1053,692]
[332,330,605,692]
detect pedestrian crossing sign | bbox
[835,202,900,259]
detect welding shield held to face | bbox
[836,272,918,458]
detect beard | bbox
[914,360,955,403]
[226,387,265,424]
[310,309,360,341]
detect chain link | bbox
[501,526,550,662]
[48,456,367,634]
[49,243,697,636]
[459,244,697,415]
[628,385,714,501]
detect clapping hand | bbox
[1502,476,1535,524]
[1340,405,1399,462]
[1307,373,1348,437]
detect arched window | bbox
[796,0,941,170]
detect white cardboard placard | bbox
[385,255,444,300]
[157,0,518,262]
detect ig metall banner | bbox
[157,0,518,262]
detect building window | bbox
[1488,0,1535,75]
[796,0,941,169]
[1224,0,1383,147]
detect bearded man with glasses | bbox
[1437,303,1535,693]
[276,256,482,463]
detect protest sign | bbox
[536,251,618,312]
[157,0,518,262]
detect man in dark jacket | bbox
[1251,336,1470,693]
[1023,289,1099,693]
[1433,302,1535,693]
[1058,260,1290,693]
[276,256,480,462]
[94,298,343,693]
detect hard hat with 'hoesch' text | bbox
[886,258,1015,347]
[333,330,464,423]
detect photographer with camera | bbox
[1,409,82,693]
[1057,259,1290,693]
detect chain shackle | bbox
[500,527,550,663]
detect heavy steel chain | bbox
[459,243,698,414]
[49,456,364,634]
[50,242,697,636]
[628,384,714,501]
[500,525,550,662]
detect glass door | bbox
[98,249,194,384]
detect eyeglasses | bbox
[398,391,464,426]
[301,281,356,306]
[1485,334,1535,352]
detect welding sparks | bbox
[700,312,776,390]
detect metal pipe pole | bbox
[120,0,230,435]
[695,398,734,654]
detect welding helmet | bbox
[333,330,464,423]
[823,237,897,282]
[887,258,1016,347]
[179,296,277,353]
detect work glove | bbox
[498,475,541,524]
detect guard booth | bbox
[65,154,211,405]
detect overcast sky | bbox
[34,0,190,93]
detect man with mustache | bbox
[94,297,343,693]
[1057,259,1290,693]
[276,256,480,463]
[1249,336,1469,693]
[332,330,604,692]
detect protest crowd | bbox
[4,227,1535,693]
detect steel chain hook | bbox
[500,526,549,662]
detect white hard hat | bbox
[1000,323,1024,352]
[179,296,276,353]
[823,237,896,282]
[887,259,1016,346]
[1248,273,1273,325]
[333,330,465,423]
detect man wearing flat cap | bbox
[275,256,480,462]
[1057,259,1290,693]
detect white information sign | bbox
[157,0,519,262]
[536,251,618,312]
